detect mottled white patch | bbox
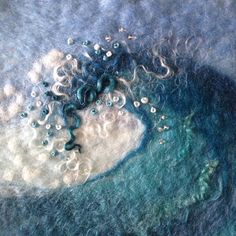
[42,49,64,69]
[0,105,144,193]
[7,102,21,118]
[15,93,25,105]
[3,83,15,96]
[27,70,40,84]
[0,50,145,196]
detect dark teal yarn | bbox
[97,74,116,93]
[63,103,81,152]
[40,107,49,119]
[76,84,97,105]
[50,40,138,151]
[42,81,49,87]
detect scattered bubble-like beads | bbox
[141,97,149,104]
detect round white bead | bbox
[36,100,43,107]
[141,97,149,104]
[31,91,37,98]
[94,44,100,51]
[55,124,62,130]
[45,124,51,130]
[150,107,156,113]
[106,51,112,57]
[66,54,72,60]
[133,101,140,108]
[113,96,119,102]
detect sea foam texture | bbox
[0,49,145,193]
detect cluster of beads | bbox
[21,37,124,154]
[20,25,167,159]
[133,97,157,114]
[157,125,169,132]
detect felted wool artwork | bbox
[0,1,235,235]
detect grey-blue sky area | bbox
[0,0,235,91]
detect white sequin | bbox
[55,124,62,130]
[113,96,119,102]
[141,97,149,104]
[150,107,157,113]
[133,101,140,108]
[66,54,72,60]
[106,51,112,57]
[45,124,51,130]
[31,91,37,98]
[94,44,100,51]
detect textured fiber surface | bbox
[0,0,236,235]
